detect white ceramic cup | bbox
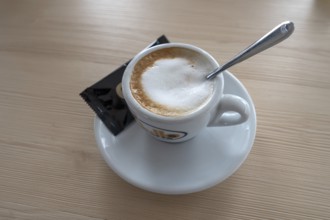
[122,43,250,143]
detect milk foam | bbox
[141,58,213,113]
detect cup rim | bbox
[122,43,222,123]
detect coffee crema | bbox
[130,47,215,117]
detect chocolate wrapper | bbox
[80,35,170,135]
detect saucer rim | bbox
[94,71,257,194]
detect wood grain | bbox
[1,0,330,219]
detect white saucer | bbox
[94,71,256,195]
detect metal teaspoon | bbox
[206,21,295,80]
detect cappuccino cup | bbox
[122,43,250,143]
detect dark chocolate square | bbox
[80,35,170,135]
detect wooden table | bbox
[1,0,329,219]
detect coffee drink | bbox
[122,43,250,143]
[130,47,215,117]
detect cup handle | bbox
[208,94,250,127]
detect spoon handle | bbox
[206,21,295,80]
